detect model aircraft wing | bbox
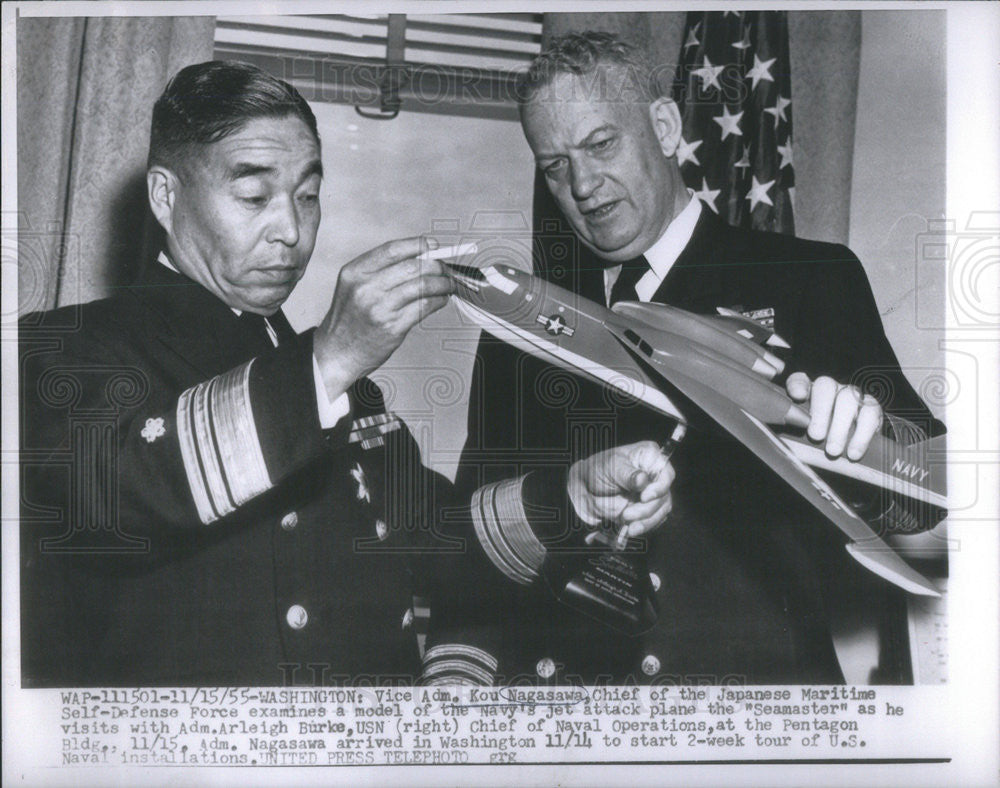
[445,263,687,423]
[604,320,940,597]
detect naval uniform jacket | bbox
[19,262,583,687]
[429,208,944,686]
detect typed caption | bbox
[47,684,942,768]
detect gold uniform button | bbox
[641,654,661,676]
[280,511,299,531]
[286,605,308,630]
[535,658,556,679]
[376,519,389,541]
[649,572,661,592]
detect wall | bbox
[283,102,535,478]
[849,10,947,419]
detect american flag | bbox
[672,11,795,234]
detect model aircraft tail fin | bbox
[714,306,792,349]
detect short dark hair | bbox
[148,60,320,172]
[518,32,661,107]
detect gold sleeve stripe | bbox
[423,675,480,687]
[176,360,272,525]
[424,644,498,671]
[422,644,497,685]
[176,384,218,524]
[190,376,231,516]
[470,475,546,585]
[422,660,493,685]
[213,362,271,505]
[883,413,927,446]
[471,480,533,585]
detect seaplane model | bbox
[423,244,947,597]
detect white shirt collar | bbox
[603,195,703,304]
[157,250,178,274]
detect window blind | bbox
[214,13,543,118]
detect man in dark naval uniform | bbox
[19,60,675,687]
[427,33,945,685]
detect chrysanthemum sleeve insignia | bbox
[141,417,166,443]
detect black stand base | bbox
[546,549,658,636]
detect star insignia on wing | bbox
[811,480,845,511]
[536,313,574,336]
[713,106,744,141]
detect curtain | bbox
[16,16,216,314]
[787,12,861,245]
[537,11,860,246]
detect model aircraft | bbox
[421,244,946,597]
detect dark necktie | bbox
[264,309,298,346]
[239,312,276,351]
[239,309,297,351]
[608,256,649,306]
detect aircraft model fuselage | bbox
[430,246,945,597]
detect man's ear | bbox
[147,166,179,234]
[649,97,683,158]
